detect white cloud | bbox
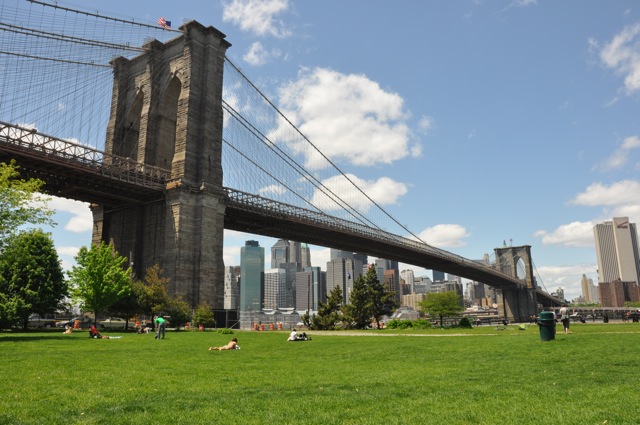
[418,115,435,135]
[47,197,92,233]
[535,263,597,301]
[223,245,241,268]
[570,180,640,207]
[57,246,80,257]
[416,224,470,248]
[310,173,407,212]
[243,41,281,66]
[274,67,419,169]
[600,22,640,94]
[534,221,594,247]
[258,184,286,196]
[536,180,640,247]
[222,0,291,38]
[597,135,640,170]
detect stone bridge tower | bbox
[91,22,231,308]
[493,245,538,322]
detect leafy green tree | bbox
[67,241,132,323]
[0,160,54,248]
[132,264,170,328]
[192,303,216,330]
[419,291,464,328]
[106,291,139,330]
[0,229,66,328]
[366,267,398,329]
[300,310,311,328]
[164,297,191,331]
[0,292,29,329]
[311,285,343,330]
[342,266,398,330]
[342,272,371,329]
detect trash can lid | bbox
[539,311,555,320]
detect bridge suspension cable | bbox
[0,0,178,151]
[222,58,428,244]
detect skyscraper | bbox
[432,270,445,282]
[263,268,286,310]
[240,240,264,312]
[326,255,364,304]
[593,217,640,285]
[300,243,312,269]
[271,239,289,268]
[224,266,240,310]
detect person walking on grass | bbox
[155,316,166,340]
[559,304,570,335]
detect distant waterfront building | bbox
[580,274,598,304]
[401,293,425,310]
[589,280,599,304]
[271,239,289,269]
[295,271,314,311]
[326,255,363,304]
[400,269,415,293]
[264,268,286,310]
[593,217,640,285]
[300,243,312,269]
[240,240,264,312]
[384,269,401,305]
[304,266,326,309]
[432,270,445,282]
[599,280,639,307]
[223,266,240,310]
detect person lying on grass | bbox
[208,338,238,350]
[89,324,109,339]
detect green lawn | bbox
[2,323,640,424]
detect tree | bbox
[106,291,139,331]
[192,303,216,330]
[132,264,170,328]
[67,241,132,323]
[0,160,54,248]
[367,268,398,329]
[164,297,191,331]
[0,229,66,328]
[0,292,29,330]
[342,266,398,330]
[311,285,343,330]
[419,291,464,328]
[342,272,371,329]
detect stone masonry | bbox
[92,21,231,308]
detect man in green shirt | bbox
[155,316,166,340]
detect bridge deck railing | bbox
[0,121,170,189]
[225,188,526,286]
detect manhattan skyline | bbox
[20,0,640,302]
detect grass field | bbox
[2,323,640,424]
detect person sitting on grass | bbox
[89,324,109,339]
[288,328,297,341]
[208,338,238,350]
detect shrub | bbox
[412,319,432,329]
[386,319,413,329]
[217,328,234,334]
[458,317,473,328]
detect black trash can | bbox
[537,311,556,341]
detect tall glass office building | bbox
[593,217,640,284]
[240,240,265,311]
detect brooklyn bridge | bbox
[0,1,561,321]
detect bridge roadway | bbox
[0,122,558,305]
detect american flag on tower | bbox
[157,17,171,29]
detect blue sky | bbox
[35,0,640,301]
